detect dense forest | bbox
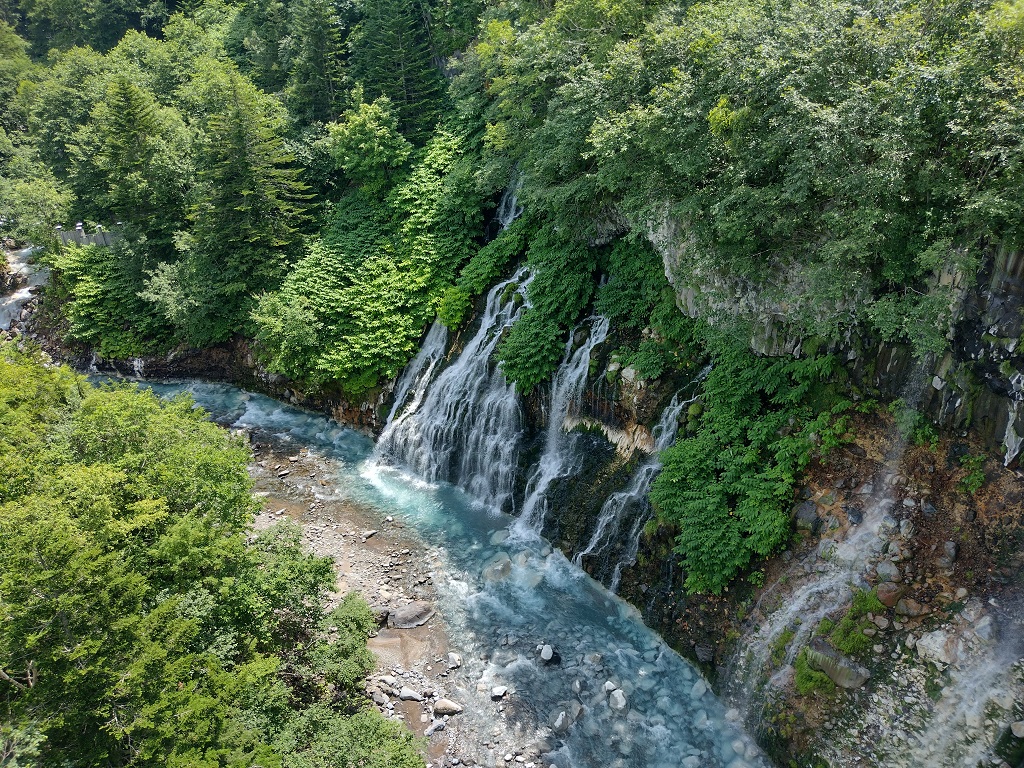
[0,344,424,766]
[1,0,1021,596]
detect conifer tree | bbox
[350,0,445,142]
[145,74,308,345]
[285,0,351,123]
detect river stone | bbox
[482,552,513,582]
[549,708,571,734]
[609,689,628,712]
[895,598,926,617]
[804,638,870,688]
[876,582,904,608]
[388,601,435,628]
[434,698,463,715]
[489,529,510,545]
[876,559,901,583]
[1011,721,1024,738]
[398,686,423,702]
[792,500,820,532]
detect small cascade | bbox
[496,177,524,229]
[381,320,449,430]
[373,268,533,512]
[0,248,47,331]
[513,315,610,536]
[575,368,708,591]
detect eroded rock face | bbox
[805,638,871,689]
[916,630,964,667]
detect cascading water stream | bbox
[574,366,710,592]
[1,248,47,330]
[380,320,449,433]
[373,267,533,513]
[513,315,610,537]
[496,176,524,229]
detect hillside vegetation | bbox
[1,0,1021,593]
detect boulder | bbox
[491,686,508,700]
[548,708,571,734]
[609,689,628,712]
[804,638,870,689]
[433,699,463,716]
[398,686,423,702]
[876,582,904,608]
[1011,721,1024,738]
[936,540,958,570]
[876,560,901,583]
[895,598,927,618]
[793,500,820,532]
[917,630,963,667]
[482,552,513,582]
[388,601,435,629]
[447,652,462,669]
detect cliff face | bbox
[651,215,1024,466]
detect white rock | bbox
[398,686,423,702]
[1012,721,1024,738]
[447,652,462,669]
[433,698,463,715]
[491,686,508,700]
[541,644,554,661]
[609,689,628,712]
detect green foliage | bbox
[497,223,597,391]
[959,453,987,494]
[0,345,423,768]
[323,91,413,192]
[145,72,309,346]
[47,240,172,357]
[770,627,795,666]
[254,128,486,395]
[349,0,446,142]
[828,588,885,657]
[439,217,529,329]
[652,341,851,594]
[794,648,835,697]
[284,0,349,123]
[888,398,939,448]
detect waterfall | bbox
[373,268,533,512]
[381,320,449,430]
[575,367,709,591]
[496,177,524,229]
[513,315,610,536]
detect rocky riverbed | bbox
[245,434,565,768]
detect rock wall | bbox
[648,214,1024,465]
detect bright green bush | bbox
[652,342,851,594]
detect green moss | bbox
[771,627,796,666]
[794,648,835,696]
[828,588,885,657]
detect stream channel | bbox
[137,379,769,768]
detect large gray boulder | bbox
[388,601,435,628]
[804,638,870,689]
